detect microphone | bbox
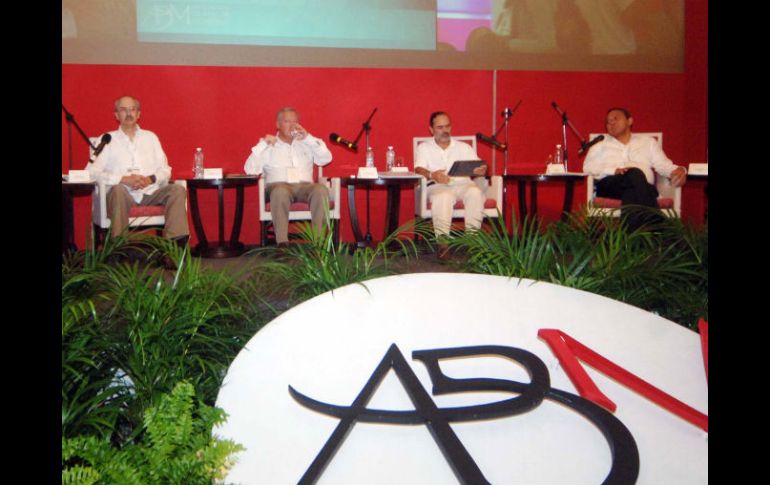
[329,132,357,151]
[476,132,507,150]
[90,133,112,162]
[579,134,605,155]
[501,107,513,119]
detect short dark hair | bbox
[606,107,632,119]
[429,111,449,127]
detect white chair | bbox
[585,132,681,218]
[258,166,341,246]
[88,136,189,245]
[413,136,503,236]
[92,179,187,245]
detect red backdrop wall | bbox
[62,2,707,249]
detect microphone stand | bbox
[352,108,378,245]
[62,104,96,171]
[494,100,521,177]
[550,101,591,173]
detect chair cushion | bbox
[427,198,498,210]
[592,197,674,209]
[265,201,335,212]
[129,205,165,217]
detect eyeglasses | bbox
[117,107,139,114]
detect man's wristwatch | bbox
[149,175,157,183]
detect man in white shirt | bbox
[414,112,487,252]
[244,107,332,246]
[87,95,189,241]
[583,107,686,230]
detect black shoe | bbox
[172,235,190,248]
[437,243,450,260]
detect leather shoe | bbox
[437,243,450,260]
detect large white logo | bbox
[215,273,707,484]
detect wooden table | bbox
[186,176,259,258]
[62,181,95,254]
[503,173,586,223]
[341,175,421,248]
[686,173,708,223]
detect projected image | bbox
[136,0,436,50]
[62,0,685,72]
[438,0,683,57]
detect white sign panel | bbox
[215,273,707,484]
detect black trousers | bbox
[595,168,662,231]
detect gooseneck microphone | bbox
[475,132,507,150]
[89,133,112,162]
[329,132,357,150]
[578,135,605,155]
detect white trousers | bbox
[428,181,485,236]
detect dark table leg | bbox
[188,186,209,253]
[217,185,225,245]
[561,179,575,221]
[529,180,538,218]
[517,180,527,223]
[230,185,245,247]
[384,185,402,241]
[364,187,373,244]
[347,185,364,247]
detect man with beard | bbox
[87,95,189,242]
[414,112,487,256]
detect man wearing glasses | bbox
[87,95,189,242]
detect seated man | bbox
[87,95,189,242]
[244,106,332,246]
[583,107,687,230]
[414,111,488,253]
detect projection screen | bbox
[62,0,684,73]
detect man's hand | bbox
[614,167,631,176]
[473,164,488,177]
[431,170,450,184]
[670,166,687,187]
[292,124,308,141]
[120,174,153,190]
[263,134,278,146]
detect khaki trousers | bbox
[107,183,189,239]
[267,182,329,244]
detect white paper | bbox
[67,170,91,182]
[203,168,224,179]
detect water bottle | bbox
[366,147,375,168]
[386,146,395,171]
[554,144,562,167]
[194,147,204,179]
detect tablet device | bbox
[448,160,485,176]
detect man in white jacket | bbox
[87,95,189,241]
[583,107,687,230]
[244,107,332,246]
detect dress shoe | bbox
[437,243,450,260]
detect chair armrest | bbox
[92,181,111,227]
[586,175,596,203]
[414,175,430,217]
[489,175,503,213]
[329,177,341,219]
